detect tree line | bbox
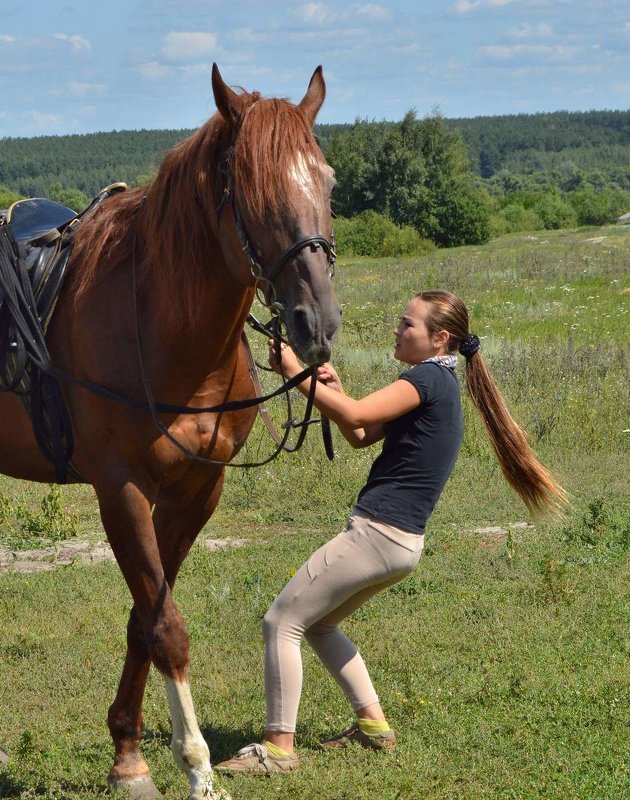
[2,108,630,253]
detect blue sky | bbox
[1,0,629,138]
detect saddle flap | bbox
[6,198,78,245]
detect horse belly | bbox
[0,394,58,482]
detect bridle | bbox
[216,148,336,314]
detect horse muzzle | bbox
[286,301,342,365]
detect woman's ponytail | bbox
[418,290,568,516]
[463,349,568,515]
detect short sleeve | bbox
[399,363,442,405]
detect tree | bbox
[48,183,90,212]
[324,112,491,247]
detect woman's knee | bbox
[305,620,336,643]
[262,601,290,640]
[263,601,306,645]
[262,606,279,639]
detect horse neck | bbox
[145,254,254,377]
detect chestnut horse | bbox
[0,66,340,799]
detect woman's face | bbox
[394,297,449,364]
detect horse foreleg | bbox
[154,473,228,800]
[97,473,227,800]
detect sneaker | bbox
[215,743,300,775]
[320,724,397,751]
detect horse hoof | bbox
[108,775,164,799]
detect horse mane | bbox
[69,87,324,326]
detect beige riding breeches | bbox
[263,510,424,732]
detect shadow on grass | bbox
[201,724,260,763]
[144,723,268,764]
[0,768,110,799]
[0,770,25,799]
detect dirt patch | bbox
[0,537,249,575]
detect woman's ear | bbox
[434,329,450,350]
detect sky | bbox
[1,0,629,139]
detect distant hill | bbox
[1,109,630,199]
[0,129,193,199]
[444,109,630,178]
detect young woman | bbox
[216,290,567,775]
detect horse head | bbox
[212,65,342,365]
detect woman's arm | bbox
[269,344,421,443]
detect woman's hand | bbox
[316,363,344,394]
[267,339,301,377]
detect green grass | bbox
[1,224,629,798]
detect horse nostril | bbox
[291,307,313,344]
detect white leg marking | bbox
[164,677,230,800]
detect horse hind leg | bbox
[107,608,161,799]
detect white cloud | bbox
[177,63,211,76]
[513,63,602,78]
[297,3,329,23]
[136,60,173,80]
[455,0,512,13]
[160,31,217,62]
[354,4,392,20]
[54,33,91,52]
[480,43,578,61]
[27,110,63,127]
[0,34,15,43]
[623,22,630,33]
[508,23,554,38]
[231,28,268,44]
[65,81,107,97]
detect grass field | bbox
[1,225,629,799]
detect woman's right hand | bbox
[317,363,344,394]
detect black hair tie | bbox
[459,333,481,359]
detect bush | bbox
[530,192,578,230]
[334,211,434,257]
[490,201,545,235]
[428,187,492,247]
[0,184,23,210]
[569,190,618,226]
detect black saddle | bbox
[2,183,127,331]
[0,182,127,482]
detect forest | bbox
[1,108,630,253]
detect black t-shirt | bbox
[355,362,464,534]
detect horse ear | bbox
[212,63,245,125]
[299,65,326,126]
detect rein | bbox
[129,232,321,469]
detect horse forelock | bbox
[231,97,325,222]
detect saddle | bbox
[0,183,127,482]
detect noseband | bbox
[217,159,336,314]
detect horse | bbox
[0,65,341,799]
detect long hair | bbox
[417,290,568,515]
